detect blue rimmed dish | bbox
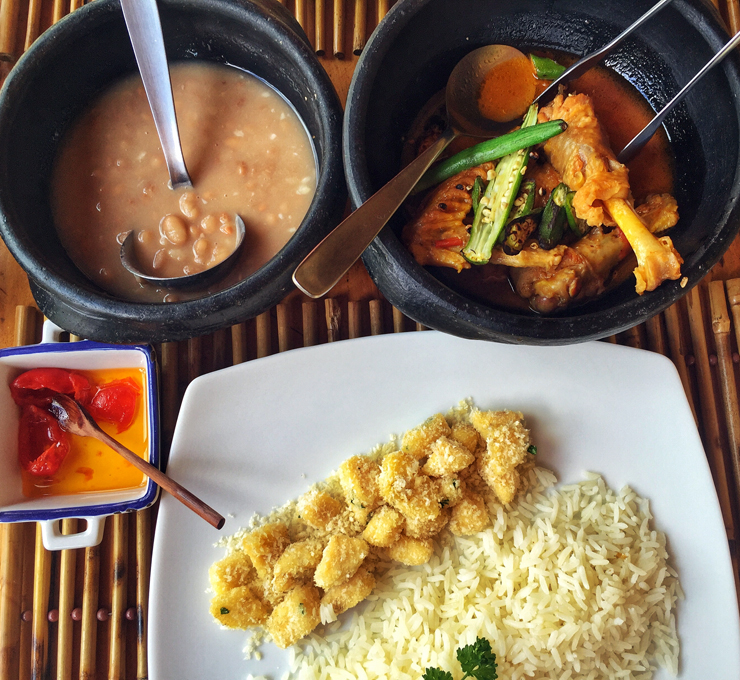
[0,323,159,550]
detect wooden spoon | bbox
[49,394,225,530]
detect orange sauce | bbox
[478,54,536,123]
[21,368,149,498]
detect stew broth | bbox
[52,62,317,302]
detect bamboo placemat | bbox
[2,0,740,678]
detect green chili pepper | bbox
[530,54,566,80]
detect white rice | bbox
[288,468,682,680]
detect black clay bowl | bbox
[344,0,740,344]
[0,0,345,343]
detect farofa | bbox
[207,402,534,648]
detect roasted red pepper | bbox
[18,405,71,476]
[87,378,141,433]
[11,368,92,406]
[11,368,142,476]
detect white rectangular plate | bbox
[149,332,740,679]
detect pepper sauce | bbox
[19,367,149,498]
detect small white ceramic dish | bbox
[0,322,159,550]
[149,332,740,680]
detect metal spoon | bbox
[118,0,244,287]
[49,394,225,529]
[292,44,531,299]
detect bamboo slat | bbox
[56,519,77,680]
[0,0,20,60]
[302,302,318,347]
[0,522,24,679]
[31,524,52,680]
[325,298,341,342]
[686,284,737,536]
[664,300,699,425]
[315,0,326,55]
[645,313,668,356]
[333,0,345,58]
[187,336,201,384]
[107,513,128,680]
[231,324,247,364]
[24,0,42,51]
[348,300,362,339]
[369,299,383,335]
[79,542,100,680]
[709,281,740,521]
[256,311,271,358]
[392,306,405,333]
[377,0,388,24]
[135,509,151,680]
[277,303,291,352]
[353,0,367,54]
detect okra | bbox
[510,180,536,221]
[503,210,542,255]
[538,183,569,250]
[471,177,483,214]
[530,54,566,80]
[564,190,587,237]
[463,105,540,265]
[413,119,567,194]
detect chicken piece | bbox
[379,451,444,522]
[266,584,322,648]
[422,436,475,477]
[388,535,434,565]
[314,535,368,589]
[362,505,405,547]
[492,468,522,505]
[539,93,630,228]
[448,491,490,536]
[321,566,376,617]
[539,93,681,294]
[273,539,324,593]
[451,423,481,454]
[405,507,450,539]
[439,476,465,508]
[511,226,631,313]
[402,165,493,272]
[488,243,568,269]
[635,193,679,234]
[209,551,256,594]
[379,450,419,498]
[241,522,291,580]
[338,455,382,516]
[400,414,452,459]
[209,585,270,629]
[471,410,530,501]
[297,489,344,530]
[605,197,682,294]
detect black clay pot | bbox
[344,0,740,344]
[0,0,345,343]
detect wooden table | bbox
[2,1,740,679]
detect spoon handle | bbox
[120,0,192,189]
[92,422,224,529]
[293,126,457,298]
[535,0,675,106]
[618,29,740,163]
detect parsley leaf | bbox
[527,444,537,456]
[457,638,498,680]
[422,669,453,680]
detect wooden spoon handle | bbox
[95,427,224,529]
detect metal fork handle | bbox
[120,0,192,189]
[618,28,740,163]
[535,0,675,106]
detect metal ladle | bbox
[118,0,245,288]
[292,44,532,299]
